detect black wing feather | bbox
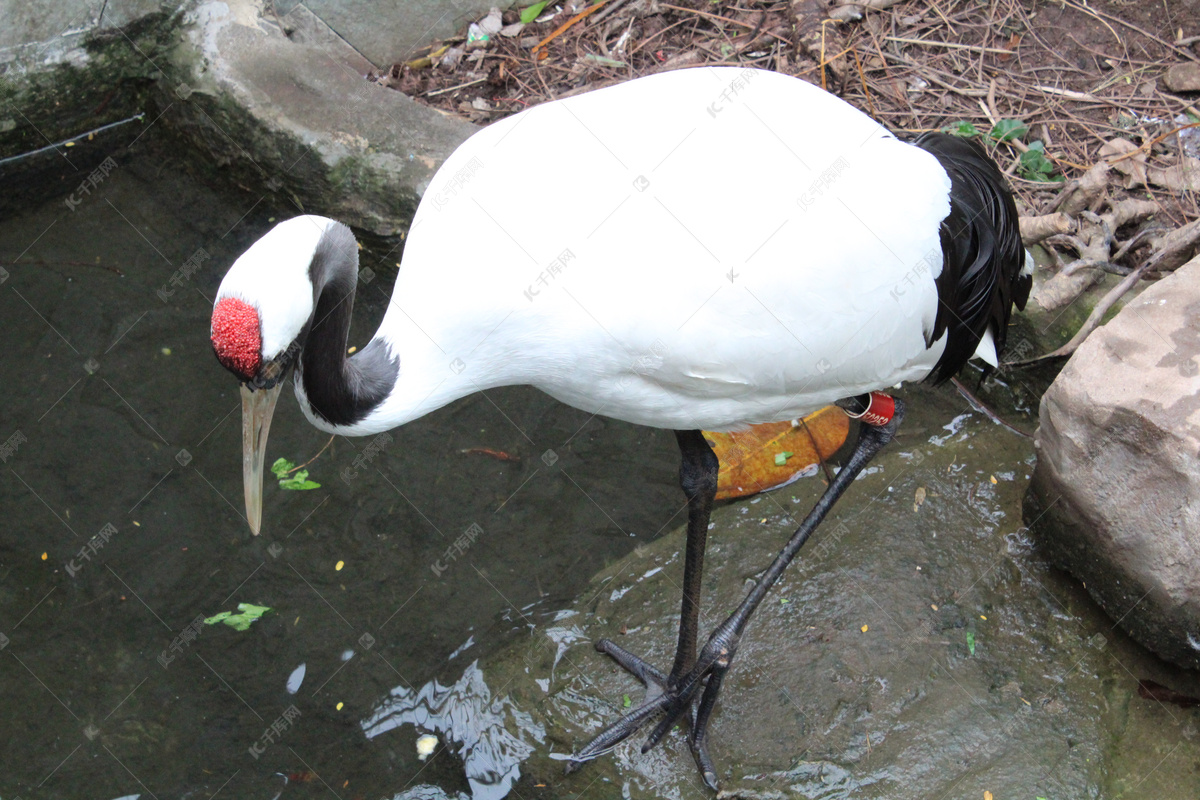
[912,132,1030,384]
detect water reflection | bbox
[364,660,546,800]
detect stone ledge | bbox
[2,0,488,237]
[163,0,480,236]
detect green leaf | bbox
[623,694,632,708]
[966,631,976,656]
[1018,140,1062,183]
[774,451,793,466]
[519,1,549,23]
[580,54,628,68]
[943,121,980,138]
[279,468,321,491]
[272,459,321,490]
[205,603,272,631]
[989,118,1028,142]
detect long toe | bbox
[595,638,668,689]
[690,736,720,791]
[572,694,669,762]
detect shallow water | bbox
[2,133,1199,800]
[0,134,681,799]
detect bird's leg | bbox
[591,430,718,700]
[572,395,903,792]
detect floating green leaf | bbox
[774,451,794,466]
[988,118,1028,142]
[966,630,976,656]
[271,457,321,490]
[943,121,981,138]
[519,1,549,23]
[280,469,321,491]
[205,603,272,631]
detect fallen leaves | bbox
[706,406,849,501]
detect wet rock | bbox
[403,392,1126,798]
[1163,62,1200,93]
[1026,253,1200,669]
[166,0,479,235]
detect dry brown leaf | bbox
[1100,138,1148,188]
[1148,158,1200,192]
[707,406,849,501]
[914,486,927,511]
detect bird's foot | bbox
[568,623,741,791]
[593,639,668,696]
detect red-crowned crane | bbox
[210,67,1030,790]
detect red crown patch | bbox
[211,297,262,379]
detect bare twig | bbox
[950,377,1032,439]
[287,435,336,475]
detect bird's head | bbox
[211,217,332,534]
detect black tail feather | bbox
[912,132,1030,384]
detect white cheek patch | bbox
[215,216,335,359]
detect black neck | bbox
[298,223,399,428]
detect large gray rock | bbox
[165,0,479,235]
[1026,253,1200,669]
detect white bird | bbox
[210,66,1029,790]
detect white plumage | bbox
[338,67,956,436]
[217,216,334,359]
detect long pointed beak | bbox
[240,383,282,535]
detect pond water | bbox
[0,132,682,799]
[2,130,1199,800]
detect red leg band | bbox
[843,392,896,427]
